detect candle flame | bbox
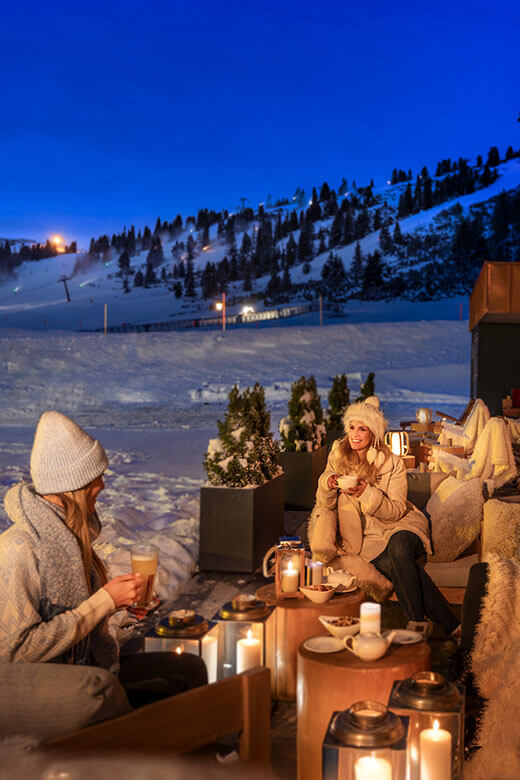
[287,560,293,572]
[433,719,439,730]
[175,645,184,655]
[246,629,253,640]
[411,745,418,761]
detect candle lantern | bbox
[385,430,410,457]
[387,671,464,779]
[206,594,276,683]
[416,408,433,425]
[263,536,306,599]
[322,700,408,780]
[144,610,218,682]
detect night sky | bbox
[1,0,518,247]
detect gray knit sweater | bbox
[0,483,117,668]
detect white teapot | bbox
[343,630,396,662]
[326,567,356,590]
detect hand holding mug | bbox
[344,478,367,498]
[327,474,339,490]
[104,573,143,609]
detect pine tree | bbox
[204,384,280,487]
[319,181,331,202]
[327,374,350,429]
[285,234,297,266]
[350,242,364,288]
[134,269,144,287]
[393,221,404,244]
[486,146,500,167]
[184,258,196,297]
[144,262,157,287]
[338,177,348,196]
[355,372,375,402]
[362,251,385,298]
[329,210,344,247]
[279,376,326,452]
[379,223,393,254]
[298,217,314,264]
[118,250,130,275]
[201,224,210,249]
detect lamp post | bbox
[215,293,226,333]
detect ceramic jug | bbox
[343,630,396,661]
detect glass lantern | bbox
[387,671,464,780]
[385,430,410,457]
[206,594,276,684]
[144,609,218,682]
[322,700,408,780]
[264,536,306,599]
[416,408,433,425]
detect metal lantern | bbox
[322,700,408,780]
[263,536,306,599]
[387,671,464,780]
[144,610,218,683]
[206,594,276,683]
[416,408,433,424]
[385,430,410,457]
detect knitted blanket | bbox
[438,398,490,454]
[465,556,520,779]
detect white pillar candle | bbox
[201,635,218,683]
[355,754,392,780]
[360,602,381,634]
[236,630,262,673]
[311,561,323,585]
[281,561,299,592]
[420,720,452,780]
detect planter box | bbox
[199,473,285,572]
[279,445,328,510]
[325,427,343,451]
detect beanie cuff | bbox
[32,440,108,494]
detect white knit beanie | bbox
[30,411,108,494]
[342,396,387,441]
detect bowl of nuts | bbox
[299,583,338,603]
[318,614,361,639]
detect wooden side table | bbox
[256,583,365,701]
[296,638,431,780]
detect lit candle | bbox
[311,561,323,585]
[174,644,184,655]
[236,629,261,673]
[201,635,218,683]
[420,720,452,780]
[360,602,381,634]
[355,754,392,780]
[281,561,299,592]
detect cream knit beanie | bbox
[30,411,108,494]
[342,396,387,441]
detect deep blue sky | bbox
[1,0,518,247]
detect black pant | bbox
[460,562,488,655]
[119,651,208,708]
[372,530,459,635]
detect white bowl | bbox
[319,614,361,639]
[299,584,338,603]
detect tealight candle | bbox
[355,754,392,780]
[236,629,261,673]
[419,720,451,780]
[311,561,323,585]
[360,602,381,634]
[281,561,299,592]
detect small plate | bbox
[333,583,358,594]
[303,635,344,653]
[384,629,422,645]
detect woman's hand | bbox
[327,474,339,490]
[103,573,144,609]
[343,479,367,498]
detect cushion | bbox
[425,553,479,587]
[0,663,131,739]
[481,499,520,560]
[426,476,484,562]
[406,470,449,510]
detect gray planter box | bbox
[199,473,285,572]
[326,427,344,451]
[279,445,328,510]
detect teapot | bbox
[343,630,396,662]
[326,567,356,590]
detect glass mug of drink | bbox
[130,543,159,608]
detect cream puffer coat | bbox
[307,440,431,598]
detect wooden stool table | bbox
[296,637,431,780]
[256,583,365,701]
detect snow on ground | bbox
[0,301,471,601]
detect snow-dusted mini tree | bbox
[204,383,280,488]
[327,373,350,430]
[354,371,376,402]
[279,375,326,452]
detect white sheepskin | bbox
[426,476,484,562]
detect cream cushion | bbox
[426,476,484,562]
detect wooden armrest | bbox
[44,667,271,767]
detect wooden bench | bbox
[43,666,271,767]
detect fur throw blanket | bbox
[465,556,520,779]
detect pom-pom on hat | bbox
[342,396,387,442]
[30,411,108,494]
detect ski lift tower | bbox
[58,275,72,303]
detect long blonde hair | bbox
[59,486,108,593]
[337,433,390,484]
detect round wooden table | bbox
[296,637,431,780]
[256,583,365,701]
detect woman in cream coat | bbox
[308,398,459,637]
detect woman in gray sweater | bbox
[0,410,206,706]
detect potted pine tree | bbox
[200,383,284,572]
[279,375,327,509]
[326,373,350,449]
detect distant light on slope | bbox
[241,305,254,315]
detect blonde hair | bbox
[59,485,108,593]
[337,433,390,484]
